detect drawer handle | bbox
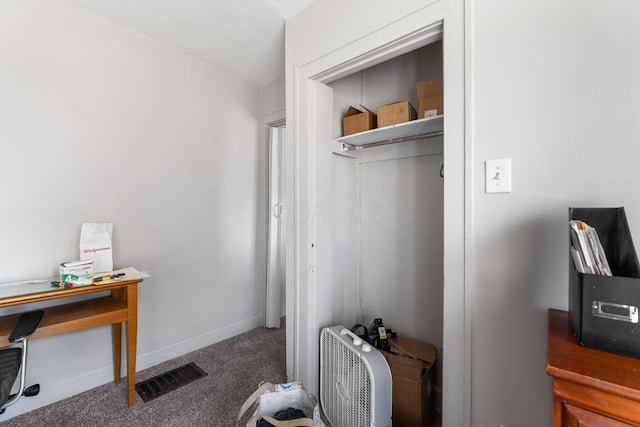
[592,301,639,324]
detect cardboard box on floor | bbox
[377,101,417,128]
[381,336,438,427]
[416,78,443,119]
[343,105,377,136]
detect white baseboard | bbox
[3,315,263,420]
[136,314,263,369]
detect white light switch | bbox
[485,158,512,193]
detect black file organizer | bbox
[569,207,640,358]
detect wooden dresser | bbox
[546,309,640,426]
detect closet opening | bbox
[318,38,445,421]
[287,13,469,425]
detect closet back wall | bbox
[358,151,444,346]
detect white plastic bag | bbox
[236,382,326,427]
[79,223,113,273]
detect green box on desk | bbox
[59,260,93,284]
[569,207,640,358]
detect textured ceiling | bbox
[63,0,317,87]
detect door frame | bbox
[261,110,286,328]
[286,3,470,426]
[266,118,286,328]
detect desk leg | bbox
[112,321,122,384]
[126,283,138,407]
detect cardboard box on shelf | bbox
[342,105,377,136]
[416,78,443,119]
[381,336,438,427]
[377,101,417,128]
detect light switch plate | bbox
[485,158,512,193]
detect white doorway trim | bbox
[266,119,286,328]
[260,109,286,328]
[286,3,469,426]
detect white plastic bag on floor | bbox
[236,382,326,427]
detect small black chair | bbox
[0,310,44,414]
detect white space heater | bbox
[320,325,392,427]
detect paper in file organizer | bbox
[569,220,612,276]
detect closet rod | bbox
[342,130,444,151]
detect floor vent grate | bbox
[135,362,207,403]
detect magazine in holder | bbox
[569,207,640,358]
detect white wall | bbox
[260,77,285,117]
[470,1,640,425]
[0,0,263,418]
[288,0,640,425]
[358,151,444,348]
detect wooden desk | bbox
[546,309,640,426]
[0,278,142,406]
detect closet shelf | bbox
[337,115,443,150]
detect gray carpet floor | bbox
[0,323,286,426]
